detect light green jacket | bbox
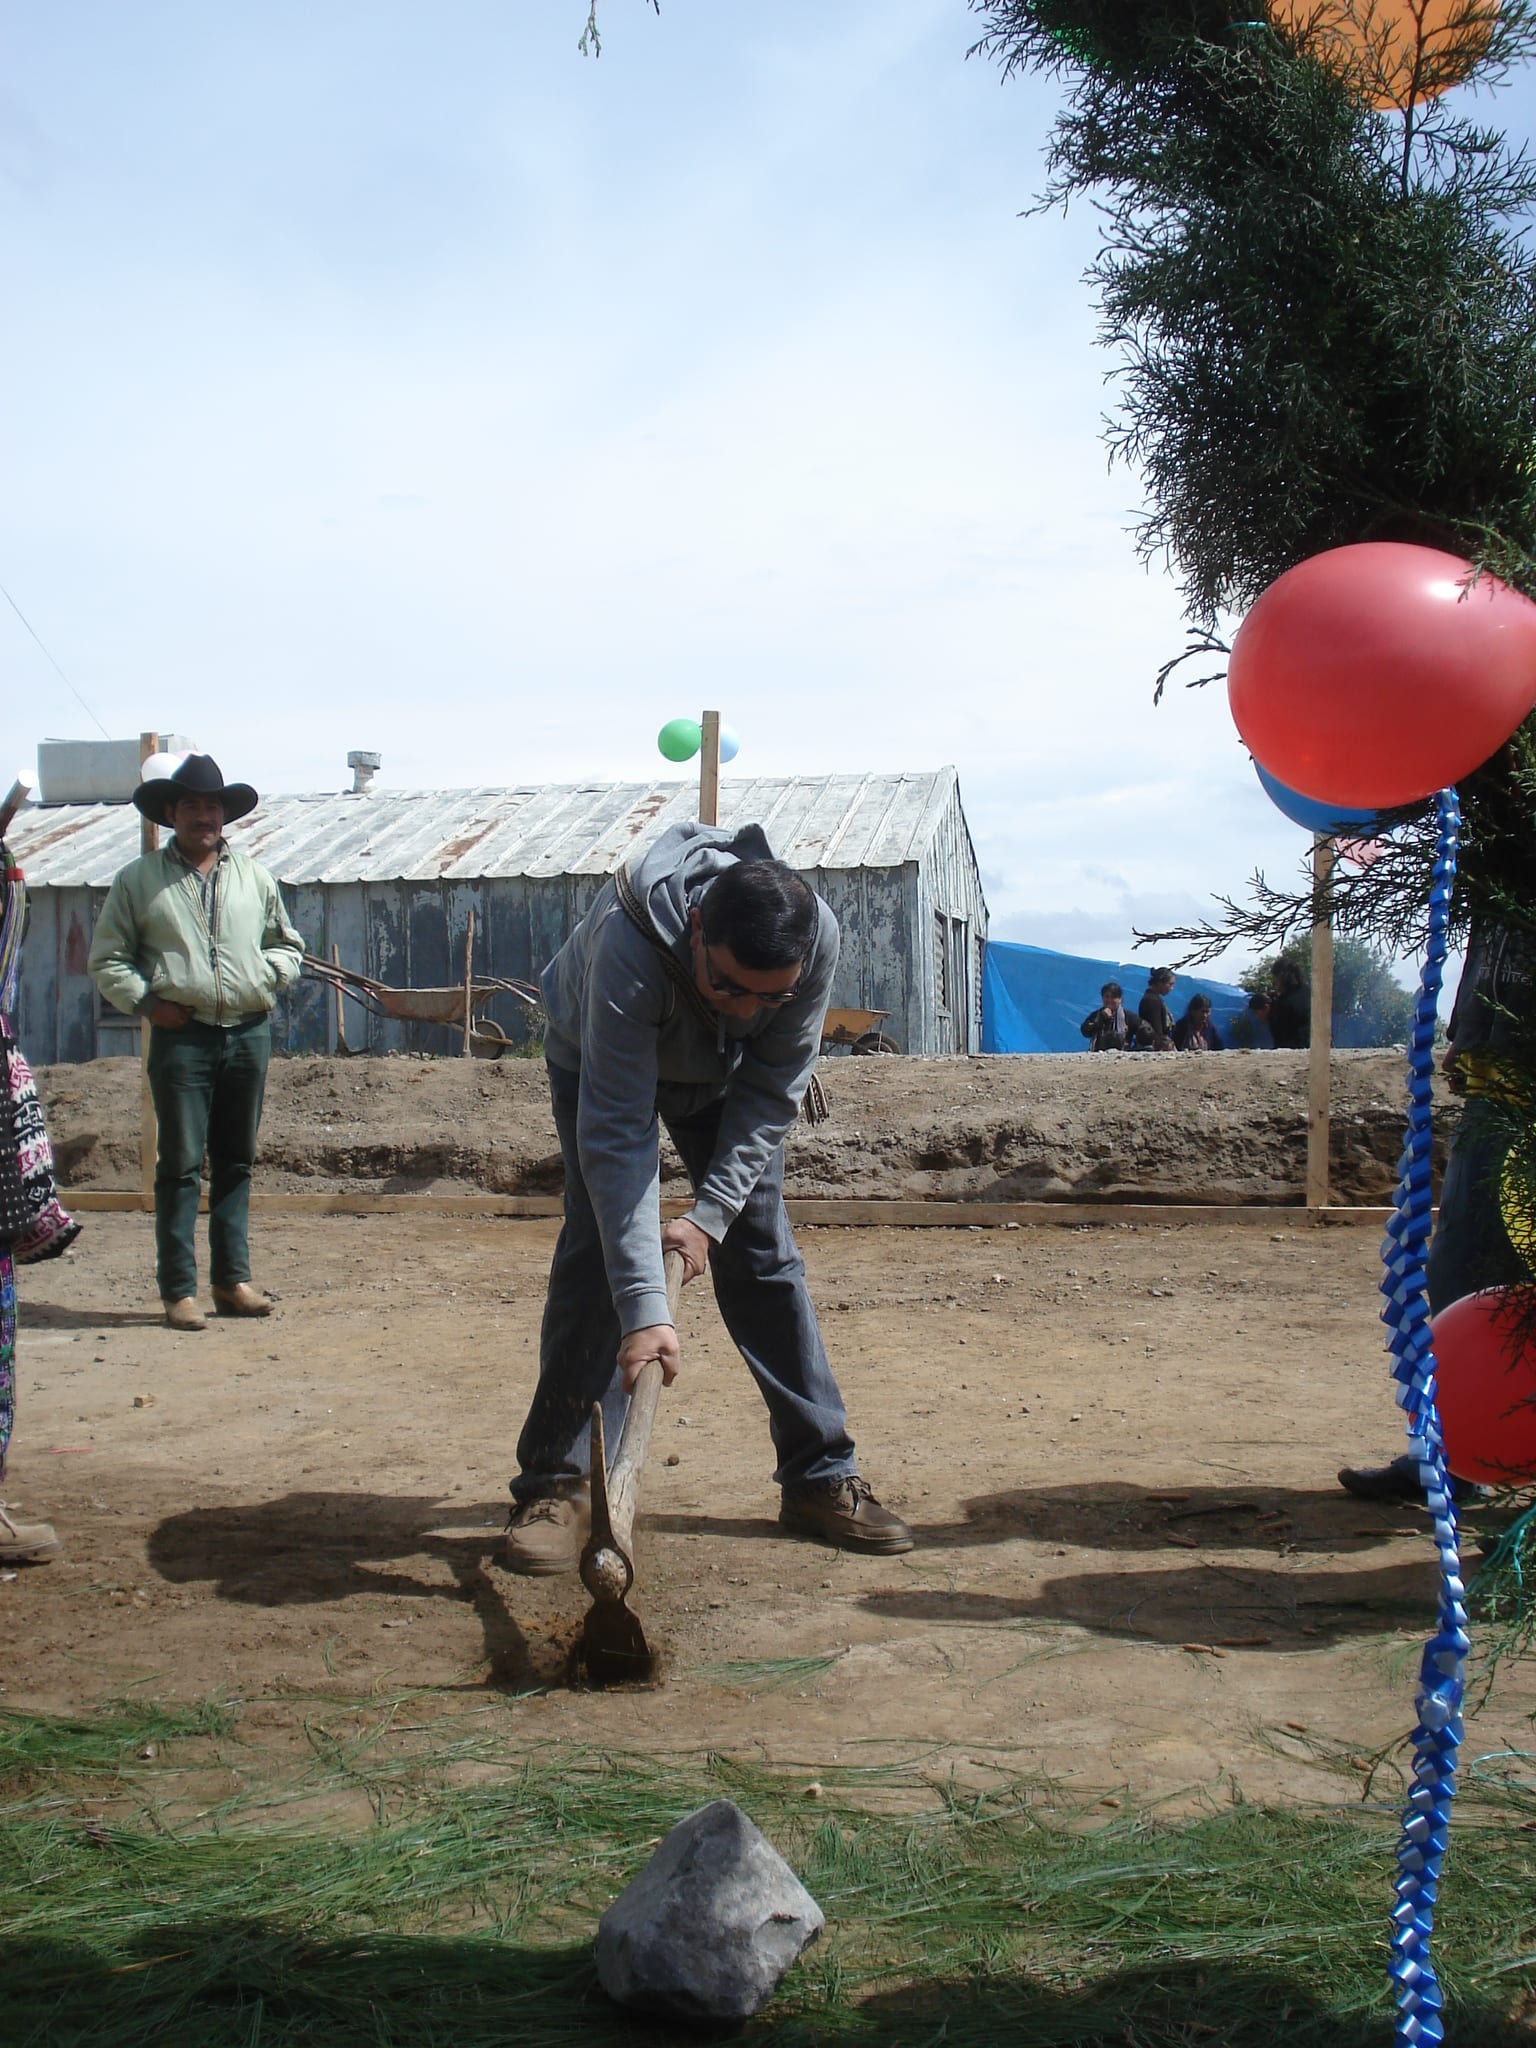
[88,842,304,1028]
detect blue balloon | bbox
[1254,761,1379,836]
[718,723,741,764]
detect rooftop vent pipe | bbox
[347,750,382,795]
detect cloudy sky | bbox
[5,2,1535,976]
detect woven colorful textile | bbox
[0,1247,14,1477]
[3,1028,80,1266]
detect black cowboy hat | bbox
[132,753,259,827]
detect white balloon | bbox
[139,749,194,781]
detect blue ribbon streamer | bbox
[1379,786,1465,2045]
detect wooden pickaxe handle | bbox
[596,1248,686,1568]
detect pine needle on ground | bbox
[4,1695,1535,2046]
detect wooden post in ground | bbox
[1306,833,1336,1210]
[462,907,476,1058]
[330,943,349,1055]
[699,710,721,828]
[138,732,160,1211]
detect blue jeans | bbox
[147,1016,271,1301]
[512,1062,857,1500]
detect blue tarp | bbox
[982,941,1250,1054]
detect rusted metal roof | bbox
[9,771,965,887]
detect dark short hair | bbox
[701,860,818,969]
[1188,994,1211,1013]
[1249,992,1271,1012]
[1148,966,1175,989]
[1102,981,1122,1000]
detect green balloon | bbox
[658,718,702,763]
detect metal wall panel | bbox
[61,889,109,1064]
[14,887,59,1063]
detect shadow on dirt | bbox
[860,1553,1442,1649]
[21,1300,166,1330]
[916,1481,1432,1554]
[146,1490,563,1690]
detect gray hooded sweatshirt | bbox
[540,821,837,1336]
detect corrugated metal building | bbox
[9,771,988,1062]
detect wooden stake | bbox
[462,907,476,1058]
[138,732,160,1211]
[330,942,349,1056]
[699,710,721,827]
[1306,834,1335,1211]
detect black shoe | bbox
[1338,1456,1488,1507]
[779,1476,914,1554]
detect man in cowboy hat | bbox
[88,755,303,1330]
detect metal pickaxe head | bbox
[577,1399,658,1687]
[575,1251,682,1688]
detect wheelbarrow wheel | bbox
[470,1018,510,1060]
[852,1031,899,1055]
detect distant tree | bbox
[1241,934,1415,1047]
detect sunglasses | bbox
[702,946,805,1006]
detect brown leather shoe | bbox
[163,1296,208,1332]
[0,1504,62,1564]
[212,1283,272,1318]
[779,1476,914,1554]
[505,1488,590,1576]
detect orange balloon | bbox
[1268,0,1496,109]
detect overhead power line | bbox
[0,576,112,739]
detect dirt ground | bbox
[39,1046,1437,1204]
[8,1202,1525,1809]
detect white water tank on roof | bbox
[36,737,198,805]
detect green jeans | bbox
[147,1016,271,1301]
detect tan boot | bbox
[505,1488,590,1576]
[212,1283,272,1318]
[163,1296,208,1332]
[0,1504,62,1564]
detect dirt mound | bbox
[36,1047,1435,1205]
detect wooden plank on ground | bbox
[60,1189,1395,1226]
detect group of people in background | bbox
[1081,959,1311,1055]
[1081,967,1224,1054]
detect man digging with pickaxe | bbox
[505,821,913,1575]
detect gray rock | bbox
[595,1798,824,2023]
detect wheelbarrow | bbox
[820,1007,899,1055]
[302,953,541,1057]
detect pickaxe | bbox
[578,1248,684,1685]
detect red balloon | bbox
[1228,543,1536,808]
[1431,1289,1536,1485]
